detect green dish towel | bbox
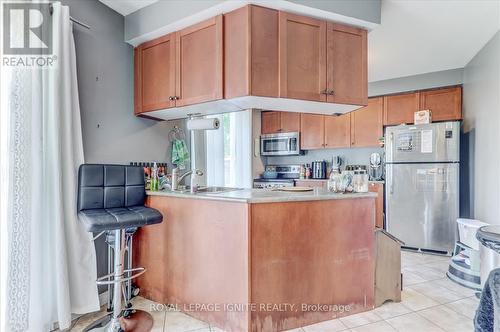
[171,139,190,170]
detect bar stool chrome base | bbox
[82,313,113,332]
[83,310,154,332]
[84,228,150,332]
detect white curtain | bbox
[0,2,99,331]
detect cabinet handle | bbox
[328,89,335,95]
[174,96,180,100]
[169,96,174,101]
[321,89,328,95]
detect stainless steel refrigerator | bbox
[385,121,460,254]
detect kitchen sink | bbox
[196,186,239,194]
[172,186,240,194]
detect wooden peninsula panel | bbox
[134,196,250,331]
[250,198,375,331]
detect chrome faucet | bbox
[171,168,204,192]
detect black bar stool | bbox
[77,164,163,332]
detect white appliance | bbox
[447,218,488,290]
[260,132,300,156]
[385,121,460,255]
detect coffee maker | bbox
[369,153,384,181]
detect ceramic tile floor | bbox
[70,250,479,332]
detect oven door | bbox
[260,133,300,156]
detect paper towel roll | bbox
[186,118,220,130]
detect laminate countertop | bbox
[147,188,376,203]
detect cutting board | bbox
[273,187,314,192]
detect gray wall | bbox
[63,0,187,292]
[125,0,223,42]
[64,0,187,166]
[266,147,383,171]
[462,30,500,224]
[368,68,464,97]
[125,0,381,44]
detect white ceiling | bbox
[99,0,158,16]
[368,0,500,82]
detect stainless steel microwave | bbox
[260,132,300,156]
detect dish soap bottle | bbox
[305,164,311,179]
[151,162,159,191]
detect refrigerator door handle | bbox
[387,132,394,162]
[387,165,394,194]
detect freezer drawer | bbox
[385,163,459,253]
[385,122,460,163]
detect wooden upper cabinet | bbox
[224,5,279,98]
[351,97,383,147]
[327,23,367,106]
[420,86,462,121]
[135,34,176,114]
[280,112,300,132]
[279,12,326,101]
[261,111,281,134]
[383,92,420,125]
[300,114,325,149]
[324,114,351,148]
[176,15,223,107]
[261,111,300,134]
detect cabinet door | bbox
[261,111,281,134]
[369,182,384,228]
[327,23,367,105]
[279,12,326,101]
[280,112,300,132]
[135,34,176,114]
[351,97,383,147]
[420,86,462,121]
[383,92,420,125]
[176,16,223,107]
[324,114,351,148]
[224,5,280,99]
[300,114,325,149]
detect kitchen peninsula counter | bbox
[135,188,376,332]
[146,188,376,203]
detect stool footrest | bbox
[96,267,146,285]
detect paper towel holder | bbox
[187,113,203,119]
[186,113,220,131]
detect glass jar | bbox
[353,170,369,193]
[328,169,343,193]
[342,172,353,192]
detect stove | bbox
[253,164,300,189]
